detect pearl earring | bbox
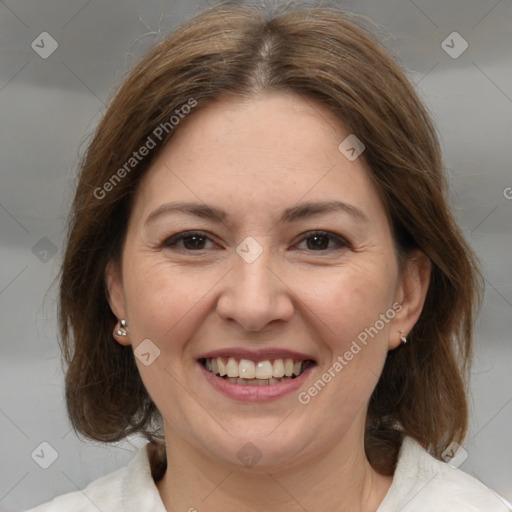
[115,319,128,336]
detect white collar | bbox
[119,437,510,511]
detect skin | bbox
[106,91,431,512]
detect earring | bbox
[115,319,128,337]
[399,330,407,344]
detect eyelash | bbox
[162,230,217,251]
[161,230,349,252]
[295,230,349,251]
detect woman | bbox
[27,1,510,511]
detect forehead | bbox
[166,91,349,176]
[131,91,388,227]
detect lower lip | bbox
[199,362,314,402]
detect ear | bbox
[105,259,131,346]
[389,250,431,350]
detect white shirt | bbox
[26,436,511,511]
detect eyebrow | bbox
[144,200,369,226]
[145,202,226,226]
[280,200,369,224]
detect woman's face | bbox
[108,92,427,470]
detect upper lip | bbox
[198,348,316,362]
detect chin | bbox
[195,420,318,471]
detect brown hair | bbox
[59,1,482,476]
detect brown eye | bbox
[182,234,207,250]
[163,231,215,251]
[295,231,348,252]
[306,233,331,250]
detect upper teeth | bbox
[204,357,304,379]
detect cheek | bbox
[122,255,228,353]
[300,259,397,342]
[294,258,397,399]
[120,257,225,419]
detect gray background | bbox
[0,0,511,510]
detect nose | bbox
[216,250,294,332]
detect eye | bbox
[162,231,216,251]
[295,231,348,251]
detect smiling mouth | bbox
[200,357,316,386]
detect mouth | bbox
[199,356,316,386]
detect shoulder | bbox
[25,465,126,512]
[25,443,166,512]
[378,436,512,512]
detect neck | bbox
[156,424,392,512]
